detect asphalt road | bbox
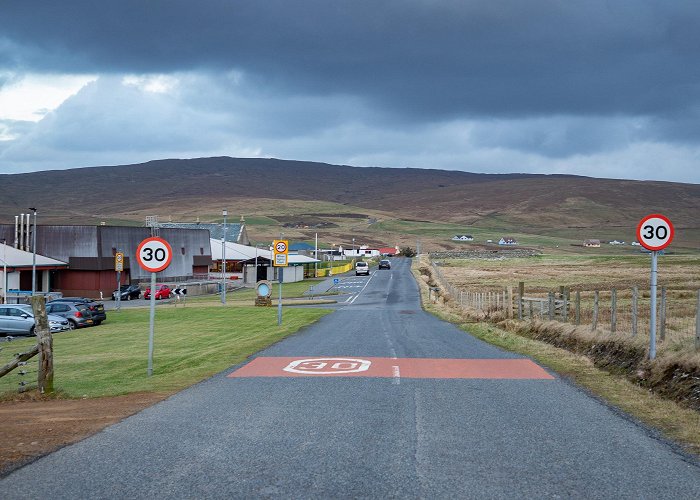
[1,258,699,498]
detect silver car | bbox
[0,304,70,336]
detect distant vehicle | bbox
[355,261,370,276]
[45,302,95,329]
[144,284,172,300]
[0,304,70,336]
[378,259,391,270]
[47,297,106,325]
[112,284,141,301]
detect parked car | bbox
[378,259,391,270]
[355,261,370,276]
[47,297,106,325]
[45,302,95,329]
[112,284,141,301]
[0,304,70,336]
[144,284,172,300]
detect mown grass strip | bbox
[0,305,331,398]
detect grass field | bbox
[0,305,331,398]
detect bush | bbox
[400,246,417,257]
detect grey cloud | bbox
[2,1,700,120]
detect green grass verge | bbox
[0,305,331,398]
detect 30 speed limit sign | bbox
[636,214,674,251]
[136,237,173,272]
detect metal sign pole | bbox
[147,271,157,376]
[649,250,658,360]
[116,270,121,311]
[277,268,283,326]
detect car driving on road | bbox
[0,305,70,336]
[378,259,391,270]
[355,261,370,276]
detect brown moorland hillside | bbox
[0,157,698,249]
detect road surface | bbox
[1,258,699,498]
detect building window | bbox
[181,247,186,255]
[200,247,204,255]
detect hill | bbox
[0,157,698,251]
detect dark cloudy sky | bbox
[1,1,699,183]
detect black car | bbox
[47,297,107,325]
[112,284,141,301]
[378,259,391,270]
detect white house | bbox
[452,235,474,241]
[498,237,518,246]
[0,242,68,302]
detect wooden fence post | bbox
[563,287,569,323]
[611,288,617,333]
[507,287,513,318]
[592,290,599,331]
[632,286,638,337]
[30,296,54,394]
[518,282,524,320]
[528,300,534,320]
[548,292,555,321]
[575,290,581,325]
[660,286,667,342]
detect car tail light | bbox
[74,311,83,318]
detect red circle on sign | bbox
[136,237,173,272]
[636,214,674,251]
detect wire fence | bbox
[430,260,700,349]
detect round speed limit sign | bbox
[136,237,173,272]
[636,214,674,251]
[275,241,287,253]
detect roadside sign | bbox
[637,214,674,251]
[114,252,124,272]
[273,239,288,267]
[136,237,173,273]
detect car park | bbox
[47,297,107,325]
[112,284,141,301]
[378,259,391,270]
[45,302,95,329]
[355,261,370,276]
[0,305,70,336]
[144,284,172,300]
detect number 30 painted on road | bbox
[136,237,173,272]
[636,214,674,251]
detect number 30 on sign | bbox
[136,237,173,272]
[636,214,674,251]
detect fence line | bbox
[429,260,699,349]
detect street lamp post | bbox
[221,209,228,305]
[28,207,37,295]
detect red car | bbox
[144,284,172,300]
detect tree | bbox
[400,246,416,257]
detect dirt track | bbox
[0,393,169,476]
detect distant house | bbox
[631,241,641,246]
[498,237,518,246]
[609,240,625,245]
[452,235,474,241]
[583,239,601,248]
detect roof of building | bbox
[160,222,243,242]
[0,243,68,268]
[210,239,319,264]
[289,242,315,251]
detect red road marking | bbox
[228,357,554,380]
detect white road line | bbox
[349,272,376,304]
[392,365,401,385]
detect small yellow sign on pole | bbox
[114,252,124,272]
[273,240,288,267]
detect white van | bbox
[355,261,370,276]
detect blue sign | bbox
[333,278,340,285]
